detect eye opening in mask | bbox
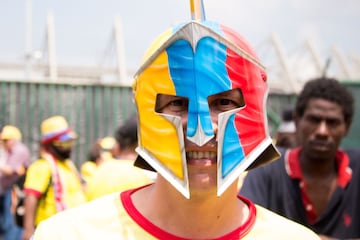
[155,94,189,115]
[207,88,245,113]
[155,89,244,115]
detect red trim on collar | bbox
[285,147,302,179]
[121,185,257,239]
[285,147,352,223]
[336,150,352,188]
[285,147,352,188]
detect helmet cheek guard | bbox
[133,21,279,199]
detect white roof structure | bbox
[0,16,359,92]
[258,33,360,94]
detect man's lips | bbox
[186,151,217,166]
[309,139,331,151]
[187,151,216,159]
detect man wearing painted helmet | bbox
[31,2,320,239]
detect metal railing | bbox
[0,79,135,167]
[1,79,359,167]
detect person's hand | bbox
[17,165,26,175]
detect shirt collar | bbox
[285,147,352,188]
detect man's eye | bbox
[167,99,188,112]
[327,119,342,127]
[219,99,233,106]
[207,88,244,113]
[306,116,321,124]
[211,98,240,111]
[155,94,188,114]
[170,99,186,107]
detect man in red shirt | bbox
[241,78,359,239]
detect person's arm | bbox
[22,194,39,240]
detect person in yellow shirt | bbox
[0,125,31,239]
[85,115,153,201]
[80,137,116,183]
[22,116,86,240]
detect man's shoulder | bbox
[95,159,148,178]
[28,158,50,169]
[101,159,135,168]
[250,148,286,173]
[51,193,121,219]
[345,148,360,160]
[252,205,320,239]
[32,193,129,239]
[344,148,360,169]
[25,159,51,182]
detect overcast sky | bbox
[0,0,359,70]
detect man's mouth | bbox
[186,151,217,166]
[187,151,216,159]
[310,139,331,150]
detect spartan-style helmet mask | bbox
[133,20,279,198]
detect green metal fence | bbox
[338,82,360,148]
[1,79,359,167]
[0,80,135,167]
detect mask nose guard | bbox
[186,111,214,146]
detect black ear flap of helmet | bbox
[134,155,157,172]
[246,144,280,170]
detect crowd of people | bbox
[0,1,359,240]
[0,114,152,240]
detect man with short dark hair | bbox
[241,77,360,239]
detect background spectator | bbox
[85,115,153,201]
[22,116,86,240]
[240,77,359,239]
[0,125,31,240]
[275,108,297,148]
